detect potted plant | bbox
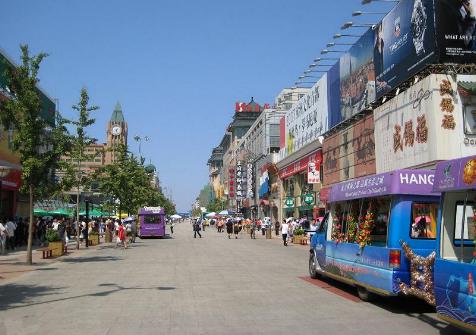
[293,226,305,244]
[45,229,64,257]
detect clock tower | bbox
[106,101,128,164]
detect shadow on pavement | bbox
[0,282,176,311]
[60,256,123,263]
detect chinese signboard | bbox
[246,163,254,199]
[235,161,246,200]
[433,155,476,192]
[279,150,323,180]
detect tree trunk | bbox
[26,185,34,265]
[76,187,80,250]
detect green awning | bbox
[49,208,73,217]
[33,208,49,216]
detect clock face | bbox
[112,126,122,135]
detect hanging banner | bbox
[307,162,321,184]
[235,161,245,200]
[374,0,437,99]
[246,163,254,199]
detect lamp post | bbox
[361,0,398,4]
[341,21,376,30]
[352,10,387,16]
[83,191,93,248]
[313,57,339,62]
[333,33,361,38]
[321,49,346,54]
[0,166,11,217]
[133,135,150,162]
[326,42,354,47]
[309,63,333,68]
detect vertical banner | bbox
[246,163,254,199]
[235,161,245,200]
[307,162,321,184]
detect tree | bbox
[207,198,226,213]
[0,45,70,264]
[65,88,98,250]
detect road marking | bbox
[299,276,361,303]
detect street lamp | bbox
[362,0,398,4]
[352,10,387,16]
[333,33,361,38]
[133,135,150,161]
[304,70,328,74]
[321,49,346,54]
[309,63,333,68]
[326,42,353,47]
[0,166,11,216]
[341,21,376,30]
[313,57,339,62]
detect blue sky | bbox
[0,0,392,212]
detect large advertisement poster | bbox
[340,29,376,121]
[437,0,476,63]
[374,74,468,173]
[283,74,328,158]
[322,114,376,187]
[375,0,437,99]
[328,62,341,128]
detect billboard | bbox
[323,114,376,186]
[373,74,473,173]
[339,28,376,121]
[282,74,328,158]
[327,62,341,128]
[375,0,437,98]
[437,0,476,63]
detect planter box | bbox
[89,234,100,246]
[293,235,303,244]
[48,241,64,257]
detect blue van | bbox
[309,169,439,300]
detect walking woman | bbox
[233,219,241,239]
[281,220,289,246]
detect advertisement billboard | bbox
[282,74,328,158]
[340,28,376,121]
[328,62,341,128]
[374,74,472,173]
[323,114,376,186]
[375,0,437,99]
[437,0,476,63]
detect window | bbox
[142,215,162,224]
[453,201,475,244]
[463,104,476,135]
[370,197,391,245]
[411,202,438,239]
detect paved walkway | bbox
[0,220,461,335]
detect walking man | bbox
[225,218,233,239]
[281,219,289,246]
[5,218,17,251]
[250,220,256,239]
[193,219,202,238]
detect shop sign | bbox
[228,167,235,198]
[246,163,254,199]
[281,75,328,158]
[307,162,320,184]
[433,155,476,192]
[303,193,315,205]
[235,161,246,200]
[374,74,469,174]
[285,197,295,208]
[279,150,322,179]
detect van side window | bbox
[370,197,391,246]
[453,201,475,245]
[411,202,438,239]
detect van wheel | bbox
[357,286,374,301]
[309,253,320,279]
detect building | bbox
[275,87,310,111]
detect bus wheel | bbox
[309,253,320,279]
[356,286,374,301]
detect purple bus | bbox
[138,207,166,238]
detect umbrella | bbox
[170,214,182,219]
[205,212,216,218]
[415,215,431,223]
[123,216,135,222]
[218,210,230,216]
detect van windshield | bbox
[142,215,162,224]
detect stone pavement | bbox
[0,220,462,335]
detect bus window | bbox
[411,203,438,239]
[453,201,475,245]
[370,197,391,246]
[143,215,161,224]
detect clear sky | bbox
[0,0,392,212]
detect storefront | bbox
[279,149,323,220]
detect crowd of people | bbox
[0,216,138,254]
[191,215,321,246]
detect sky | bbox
[0,0,392,212]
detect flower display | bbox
[357,204,375,249]
[331,215,345,243]
[346,213,358,243]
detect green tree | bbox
[0,45,70,264]
[207,198,226,213]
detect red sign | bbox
[279,150,322,179]
[228,167,235,198]
[235,102,270,112]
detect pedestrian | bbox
[5,218,17,251]
[233,219,241,239]
[116,222,126,248]
[250,219,256,239]
[281,219,289,246]
[170,220,175,234]
[125,221,133,244]
[275,220,280,236]
[57,219,66,243]
[0,220,7,254]
[193,219,202,238]
[225,218,233,239]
